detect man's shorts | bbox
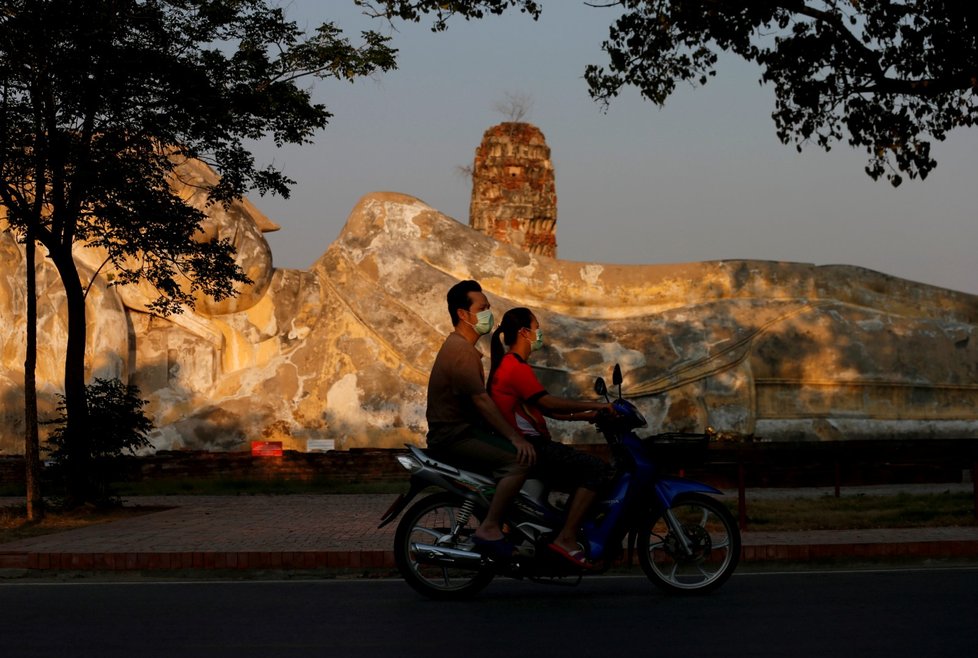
[426,425,530,479]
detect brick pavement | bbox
[1,487,977,573]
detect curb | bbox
[0,549,396,571]
[3,540,977,572]
[740,539,978,562]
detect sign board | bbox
[251,440,283,457]
[306,439,335,453]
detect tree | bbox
[23,212,41,520]
[0,0,396,505]
[362,1,978,186]
[494,91,534,123]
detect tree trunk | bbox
[24,229,43,521]
[49,246,90,507]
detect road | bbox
[2,568,976,657]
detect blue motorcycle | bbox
[379,365,741,599]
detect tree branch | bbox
[855,71,978,97]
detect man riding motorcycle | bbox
[424,280,536,558]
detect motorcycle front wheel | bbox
[394,492,495,600]
[639,492,741,594]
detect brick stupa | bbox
[469,122,557,257]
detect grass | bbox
[113,477,409,496]
[732,491,977,531]
[0,477,408,499]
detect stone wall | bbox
[0,450,412,488]
[2,442,969,491]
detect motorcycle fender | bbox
[654,476,724,508]
[377,479,426,529]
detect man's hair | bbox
[447,280,482,326]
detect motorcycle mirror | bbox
[612,364,623,400]
[594,377,609,402]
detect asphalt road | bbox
[2,568,976,658]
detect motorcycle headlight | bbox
[614,399,648,429]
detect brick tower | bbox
[469,122,557,257]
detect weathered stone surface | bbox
[470,122,557,257]
[1,172,976,455]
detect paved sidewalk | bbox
[1,485,977,573]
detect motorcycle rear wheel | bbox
[394,492,495,600]
[639,492,741,594]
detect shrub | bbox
[46,378,153,507]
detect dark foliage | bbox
[1,0,398,314]
[364,1,978,186]
[46,378,154,507]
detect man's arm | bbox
[471,392,536,466]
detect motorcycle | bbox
[379,364,741,599]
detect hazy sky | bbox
[252,2,978,295]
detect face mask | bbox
[467,309,494,336]
[530,328,544,352]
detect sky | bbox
[251,1,978,295]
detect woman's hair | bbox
[487,307,535,395]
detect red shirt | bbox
[489,353,550,439]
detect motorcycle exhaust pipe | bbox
[410,543,486,569]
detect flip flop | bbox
[473,536,516,560]
[547,542,593,570]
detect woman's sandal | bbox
[546,542,594,570]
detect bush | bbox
[46,378,153,507]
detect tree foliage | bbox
[45,378,153,507]
[0,0,397,504]
[0,0,398,314]
[364,1,978,186]
[356,0,541,32]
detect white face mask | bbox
[467,309,494,335]
[530,328,544,352]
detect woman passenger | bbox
[487,307,614,569]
